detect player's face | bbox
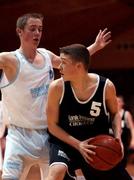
[19,18,43,47]
[117,97,124,109]
[59,53,78,81]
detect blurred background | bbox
[0,0,134,115]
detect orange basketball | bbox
[88,135,123,171]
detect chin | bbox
[33,41,40,46]
[63,77,70,82]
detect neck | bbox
[71,74,90,90]
[19,47,37,63]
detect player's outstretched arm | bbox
[87,28,112,56]
[50,28,112,69]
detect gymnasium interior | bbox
[0,0,134,179]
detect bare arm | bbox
[0,52,16,71]
[0,52,19,83]
[0,52,8,70]
[125,111,134,148]
[87,28,111,56]
[46,79,80,150]
[0,121,7,139]
[105,79,124,158]
[105,79,122,140]
[50,28,112,69]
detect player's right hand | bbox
[78,138,96,164]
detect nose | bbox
[58,63,62,70]
[34,28,41,35]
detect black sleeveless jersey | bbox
[48,75,110,145]
[121,110,131,147]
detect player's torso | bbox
[1,48,54,129]
[59,75,110,140]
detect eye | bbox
[38,28,43,33]
[29,27,36,32]
[29,26,43,33]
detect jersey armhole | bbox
[59,78,65,105]
[103,78,109,117]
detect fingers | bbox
[85,155,94,163]
[104,33,112,43]
[103,40,112,46]
[95,28,112,49]
[115,138,120,142]
[101,28,110,36]
[85,148,96,163]
[84,144,96,162]
[96,29,102,37]
[104,32,111,40]
[100,28,112,41]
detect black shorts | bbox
[49,143,132,180]
[49,143,78,179]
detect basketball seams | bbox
[95,145,121,165]
[95,152,115,166]
[93,143,121,156]
[87,135,122,170]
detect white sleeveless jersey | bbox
[1,48,54,129]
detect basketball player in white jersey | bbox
[0,101,4,176]
[0,13,111,180]
[0,100,8,179]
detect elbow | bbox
[47,123,56,136]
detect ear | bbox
[16,28,22,36]
[76,62,83,69]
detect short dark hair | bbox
[60,44,90,71]
[16,13,44,29]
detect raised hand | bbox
[94,28,112,50]
[87,28,112,55]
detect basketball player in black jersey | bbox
[117,96,134,168]
[46,44,132,180]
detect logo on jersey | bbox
[68,101,102,127]
[68,115,95,126]
[58,150,70,161]
[49,67,54,80]
[30,67,54,98]
[31,84,49,98]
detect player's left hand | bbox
[78,138,96,164]
[94,28,112,50]
[115,138,124,159]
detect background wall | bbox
[0,0,134,115]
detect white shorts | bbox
[2,125,49,180]
[0,141,3,171]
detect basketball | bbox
[88,134,123,171]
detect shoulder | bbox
[37,48,53,58]
[0,51,17,64]
[89,73,114,88]
[38,48,60,69]
[125,110,133,118]
[105,78,117,104]
[49,78,63,90]
[37,48,47,53]
[0,51,16,59]
[0,51,18,68]
[88,73,107,84]
[48,78,63,102]
[88,73,99,80]
[105,78,115,89]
